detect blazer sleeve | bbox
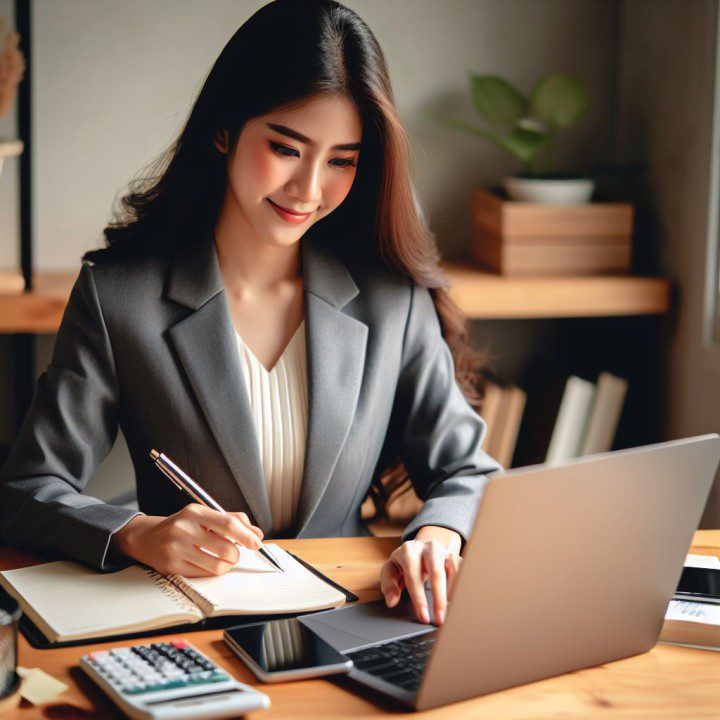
[0,262,141,570]
[394,282,503,548]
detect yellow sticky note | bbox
[17,666,69,706]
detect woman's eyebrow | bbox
[265,122,361,151]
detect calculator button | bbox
[208,672,230,682]
[171,640,187,649]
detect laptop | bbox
[300,434,720,711]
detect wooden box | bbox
[472,187,634,276]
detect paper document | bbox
[666,599,720,625]
[684,553,720,569]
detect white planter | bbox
[0,139,24,180]
[503,175,595,204]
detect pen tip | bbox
[149,449,160,461]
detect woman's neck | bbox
[213,194,302,298]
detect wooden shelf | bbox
[0,263,672,334]
[0,271,75,333]
[441,261,672,319]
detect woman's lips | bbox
[267,198,313,225]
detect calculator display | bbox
[225,617,348,673]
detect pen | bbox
[148,449,284,572]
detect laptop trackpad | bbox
[300,588,435,652]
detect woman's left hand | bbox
[379,526,463,626]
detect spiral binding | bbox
[164,573,215,617]
[140,566,208,616]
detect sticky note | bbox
[17,667,68,706]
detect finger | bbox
[183,505,261,550]
[397,542,430,624]
[422,542,448,625]
[193,525,240,565]
[166,517,240,565]
[380,560,403,608]
[160,558,212,578]
[184,543,236,576]
[445,554,462,601]
[233,512,264,539]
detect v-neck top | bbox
[234,320,308,535]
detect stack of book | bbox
[545,371,629,464]
[472,187,634,276]
[660,554,720,650]
[362,370,626,535]
[480,381,527,468]
[360,380,527,536]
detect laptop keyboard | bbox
[346,632,437,693]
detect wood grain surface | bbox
[1,532,718,719]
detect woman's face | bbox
[214,94,362,248]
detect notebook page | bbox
[0,561,203,642]
[199,544,278,573]
[171,544,346,616]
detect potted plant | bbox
[434,72,593,204]
[0,16,25,180]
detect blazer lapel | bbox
[166,235,272,531]
[293,237,368,536]
[165,230,368,538]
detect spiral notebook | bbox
[0,544,349,644]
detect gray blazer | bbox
[0,231,502,570]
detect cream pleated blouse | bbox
[234,319,308,535]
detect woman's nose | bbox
[287,163,322,207]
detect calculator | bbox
[79,639,270,719]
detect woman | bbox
[0,0,501,627]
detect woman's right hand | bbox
[110,504,264,577]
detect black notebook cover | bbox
[20,551,359,650]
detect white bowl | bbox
[503,175,595,204]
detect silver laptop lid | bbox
[416,434,720,711]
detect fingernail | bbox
[421,608,430,623]
[438,609,446,624]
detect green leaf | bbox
[469,73,527,126]
[530,73,590,128]
[431,112,505,142]
[429,113,548,164]
[498,126,549,163]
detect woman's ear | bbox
[212,129,229,154]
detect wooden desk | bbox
[2,532,719,719]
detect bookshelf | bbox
[442,261,671,318]
[0,264,672,334]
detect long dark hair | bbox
[84,0,489,523]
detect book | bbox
[579,372,628,456]
[472,233,631,276]
[0,544,346,644]
[513,358,569,467]
[480,381,505,461]
[491,385,527,468]
[659,554,720,650]
[471,188,634,275]
[545,376,596,464]
[660,600,720,650]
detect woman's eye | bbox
[331,158,357,169]
[269,141,298,158]
[269,141,356,169]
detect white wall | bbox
[0,0,19,267]
[0,0,19,445]
[616,0,720,526]
[17,0,620,500]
